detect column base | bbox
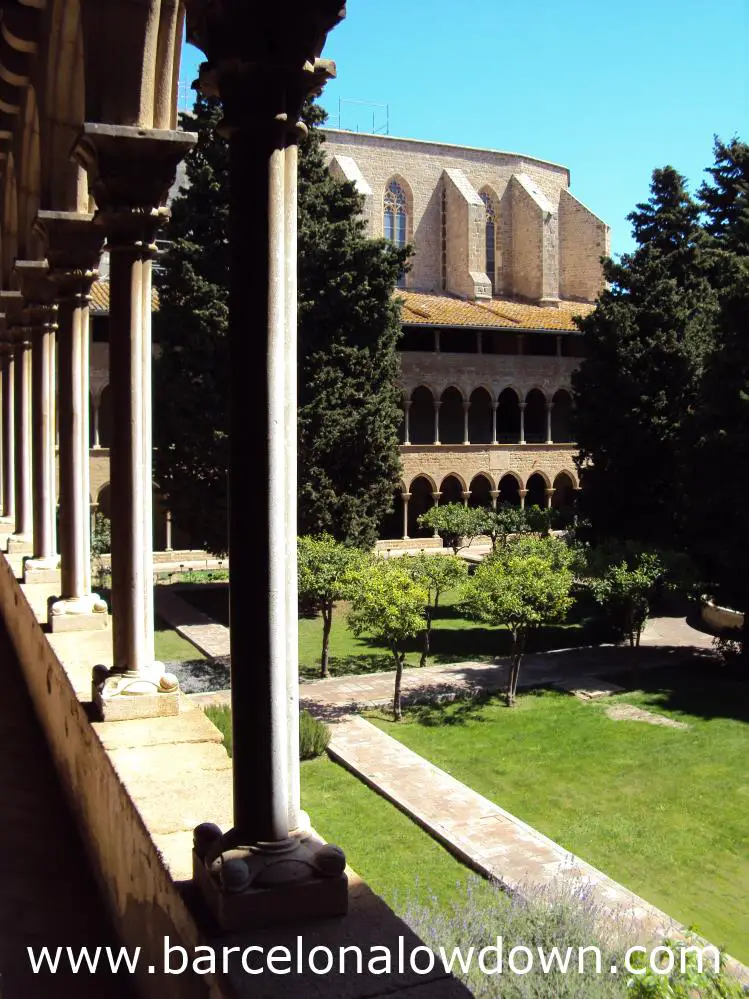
[49,594,110,633]
[192,823,348,931]
[23,554,61,584]
[92,664,181,721]
[7,535,33,554]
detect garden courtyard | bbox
[159,582,749,966]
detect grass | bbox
[179,584,591,680]
[154,615,206,663]
[368,662,749,961]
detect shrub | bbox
[299,709,331,759]
[203,705,330,761]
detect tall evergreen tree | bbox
[153,97,408,553]
[571,166,717,546]
[699,136,749,255]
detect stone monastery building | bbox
[324,129,610,540]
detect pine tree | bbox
[699,136,749,255]
[571,166,717,547]
[154,97,408,553]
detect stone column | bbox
[1,292,32,553]
[74,124,196,717]
[462,401,470,444]
[546,402,554,444]
[35,212,109,629]
[15,261,60,581]
[519,488,528,509]
[403,400,411,445]
[433,399,441,445]
[545,488,555,510]
[401,492,411,540]
[519,401,526,445]
[92,395,101,448]
[0,337,14,526]
[183,40,347,929]
[164,510,173,552]
[461,490,471,508]
[490,489,499,510]
[433,329,441,352]
[431,490,442,537]
[491,401,498,445]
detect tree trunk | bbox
[392,648,404,720]
[420,605,433,667]
[320,602,333,678]
[507,630,526,706]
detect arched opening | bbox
[479,190,498,294]
[552,472,577,526]
[384,176,410,288]
[98,385,112,448]
[97,483,111,520]
[408,476,435,538]
[439,387,464,444]
[409,386,434,445]
[439,475,464,506]
[496,387,520,442]
[468,387,492,444]
[524,389,547,443]
[468,474,492,508]
[498,473,521,506]
[379,488,402,540]
[526,472,548,510]
[551,389,573,443]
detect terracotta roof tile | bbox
[90,280,159,315]
[397,290,594,331]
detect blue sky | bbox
[180,0,748,258]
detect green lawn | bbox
[300,755,499,914]
[178,584,590,680]
[369,663,749,961]
[154,616,206,662]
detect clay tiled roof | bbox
[397,290,594,332]
[90,280,159,315]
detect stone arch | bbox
[409,385,434,445]
[16,86,43,260]
[468,386,492,444]
[498,472,521,506]
[408,475,435,538]
[383,174,413,241]
[379,487,403,541]
[439,386,464,444]
[439,473,465,505]
[551,389,573,443]
[2,154,19,287]
[552,471,577,515]
[407,471,437,493]
[524,387,547,443]
[468,473,493,508]
[525,471,548,510]
[496,386,520,442]
[43,0,87,212]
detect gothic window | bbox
[480,191,496,294]
[384,178,408,288]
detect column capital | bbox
[401,492,412,501]
[14,259,56,307]
[185,2,345,128]
[72,123,197,244]
[0,290,30,345]
[33,211,104,298]
[431,491,443,501]
[519,401,527,411]
[519,489,529,497]
[545,488,556,497]
[489,490,500,499]
[461,491,471,501]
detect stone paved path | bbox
[154,584,231,658]
[0,620,137,998]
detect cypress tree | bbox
[571,167,717,547]
[154,97,408,552]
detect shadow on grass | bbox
[608,657,749,725]
[299,654,398,681]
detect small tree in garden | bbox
[297,534,369,678]
[587,548,665,647]
[479,503,529,551]
[407,552,468,666]
[462,536,575,706]
[348,558,428,720]
[417,503,488,555]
